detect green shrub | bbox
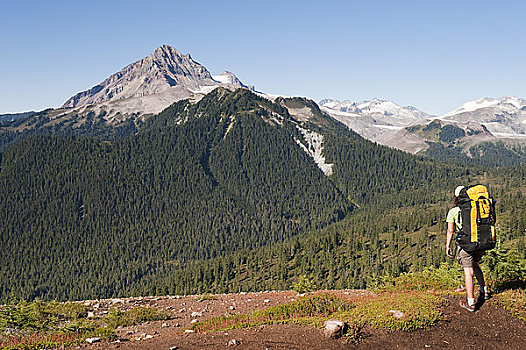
[484,248,526,291]
[344,291,447,332]
[378,263,463,292]
[292,275,316,294]
[101,306,171,329]
[0,298,87,332]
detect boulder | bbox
[323,319,346,338]
[228,339,240,346]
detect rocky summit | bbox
[60,45,248,118]
[63,45,214,108]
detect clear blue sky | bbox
[1,0,525,115]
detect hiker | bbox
[446,185,490,312]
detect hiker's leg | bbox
[463,267,474,300]
[473,262,485,289]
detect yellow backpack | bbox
[456,184,497,252]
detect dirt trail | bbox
[73,291,526,350]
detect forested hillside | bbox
[0,89,349,301]
[138,167,526,296]
[1,89,517,302]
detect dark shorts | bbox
[457,248,484,268]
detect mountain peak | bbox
[151,44,190,60]
[62,45,213,109]
[443,95,526,117]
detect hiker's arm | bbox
[445,222,454,257]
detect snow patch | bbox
[190,85,218,95]
[268,112,283,126]
[295,126,333,176]
[212,73,231,84]
[490,132,526,138]
[443,96,526,117]
[224,115,235,138]
[371,125,405,130]
[320,106,360,118]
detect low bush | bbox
[494,289,526,322]
[377,263,463,292]
[0,299,170,349]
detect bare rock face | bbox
[62,45,216,108]
[323,319,346,338]
[57,45,250,122]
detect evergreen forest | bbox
[1,89,524,301]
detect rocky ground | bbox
[70,290,526,350]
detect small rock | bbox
[179,308,186,313]
[228,339,240,346]
[389,310,405,319]
[93,303,100,309]
[190,319,199,324]
[126,330,134,335]
[169,347,178,350]
[162,322,170,328]
[229,306,236,310]
[263,299,270,303]
[323,319,346,339]
[184,329,195,333]
[175,323,181,327]
[144,334,154,339]
[86,337,101,344]
[191,311,203,317]
[87,311,95,318]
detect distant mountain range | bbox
[2,44,526,164]
[320,96,526,158]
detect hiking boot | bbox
[459,299,476,312]
[478,289,491,302]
